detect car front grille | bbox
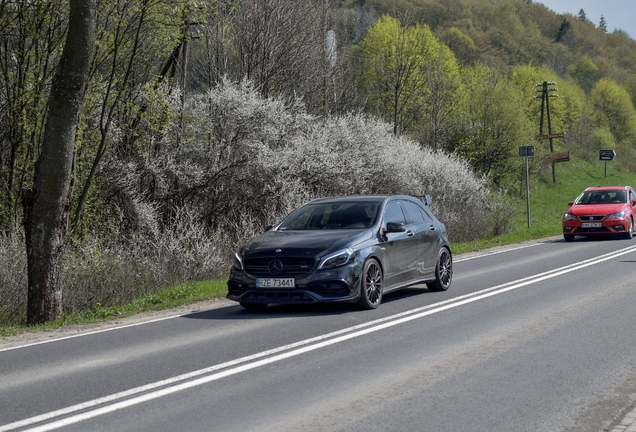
[241,291,316,303]
[244,257,316,277]
[577,215,605,221]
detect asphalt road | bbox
[2,236,636,432]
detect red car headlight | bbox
[608,211,626,219]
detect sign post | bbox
[599,149,616,178]
[519,146,535,228]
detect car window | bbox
[279,202,380,230]
[383,201,406,225]
[610,191,627,203]
[282,207,315,230]
[402,201,425,224]
[419,206,433,222]
[576,190,626,204]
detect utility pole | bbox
[535,81,563,183]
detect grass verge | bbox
[0,279,228,338]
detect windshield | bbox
[575,190,627,205]
[278,202,380,230]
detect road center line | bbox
[4,244,636,432]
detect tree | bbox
[418,43,463,150]
[567,55,600,92]
[624,74,636,109]
[439,27,477,66]
[231,0,327,103]
[0,1,67,228]
[359,15,439,136]
[578,9,587,22]
[22,0,96,324]
[590,78,636,145]
[599,15,607,32]
[72,0,204,232]
[457,64,536,186]
[556,18,573,44]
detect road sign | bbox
[549,151,569,163]
[519,146,535,157]
[536,133,564,140]
[599,149,616,161]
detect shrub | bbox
[0,229,27,325]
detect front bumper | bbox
[563,220,628,236]
[227,264,362,305]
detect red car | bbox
[563,186,636,241]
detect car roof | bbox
[306,195,424,205]
[583,186,630,191]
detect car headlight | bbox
[233,252,244,271]
[318,248,354,270]
[608,211,626,219]
[563,213,577,221]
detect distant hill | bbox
[357,0,636,90]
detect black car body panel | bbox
[227,195,451,308]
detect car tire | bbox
[564,234,574,242]
[239,302,268,311]
[623,218,634,240]
[427,247,452,292]
[357,258,383,309]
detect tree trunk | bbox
[22,0,96,324]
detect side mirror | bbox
[568,201,574,207]
[264,224,275,232]
[632,199,636,206]
[385,221,406,233]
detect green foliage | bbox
[0,0,68,226]
[457,64,536,186]
[439,27,477,65]
[590,78,636,145]
[567,55,600,92]
[623,75,636,109]
[358,15,464,151]
[359,15,441,135]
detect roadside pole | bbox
[519,146,535,228]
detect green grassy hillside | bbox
[453,156,636,253]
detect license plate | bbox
[256,278,295,288]
[581,222,602,228]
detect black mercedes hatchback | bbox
[227,195,452,310]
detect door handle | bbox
[407,230,414,237]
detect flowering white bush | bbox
[261,114,508,242]
[102,79,510,246]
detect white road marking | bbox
[0,239,545,353]
[3,244,636,432]
[454,241,543,262]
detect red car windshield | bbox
[575,190,626,205]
